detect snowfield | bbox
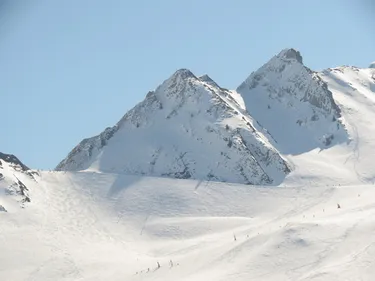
[2,49,375,280]
[2,171,375,281]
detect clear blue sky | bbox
[1,0,374,169]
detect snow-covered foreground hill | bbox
[1,171,375,281]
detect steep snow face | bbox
[314,66,375,184]
[237,48,348,155]
[277,65,375,187]
[56,69,290,185]
[0,153,39,211]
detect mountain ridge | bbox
[55,48,375,186]
[56,67,291,185]
[236,48,348,155]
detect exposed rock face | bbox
[0,152,30,171]
[56,69,290,185]
[282,48,303,64]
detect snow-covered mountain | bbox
[56,69,290,185]
[0,152,39,211]
[237,48,348,154]
[56,48,375,187]
[2,48,375,281]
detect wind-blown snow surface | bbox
[1,171,375,281]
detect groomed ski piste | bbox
[1,170,375,281]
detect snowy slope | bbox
[56,69,290,185]
[313,65,375,184]
[0,152,39,212]
[275,62,375,187]
[1,171,375,281]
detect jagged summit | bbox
[237,48,340,116]
[153,68,200,102]
[169,68,196,80]
[278,48,303,64]
[237,48,347,155]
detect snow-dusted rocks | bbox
[237,48,348,154]
[0,152,30,172]
[56,69,290,185]
[0,152,38,209]
[369,61,375,69]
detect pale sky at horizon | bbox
[1,0,374,169]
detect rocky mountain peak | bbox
[369,61,375,69]
[236,48,347,154]
[237,48,341,118]
[278,48,303,64]
[163,68,197,89]
[153,68,200,102]
[0,152,30,172]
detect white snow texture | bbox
[2,48,375,281]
